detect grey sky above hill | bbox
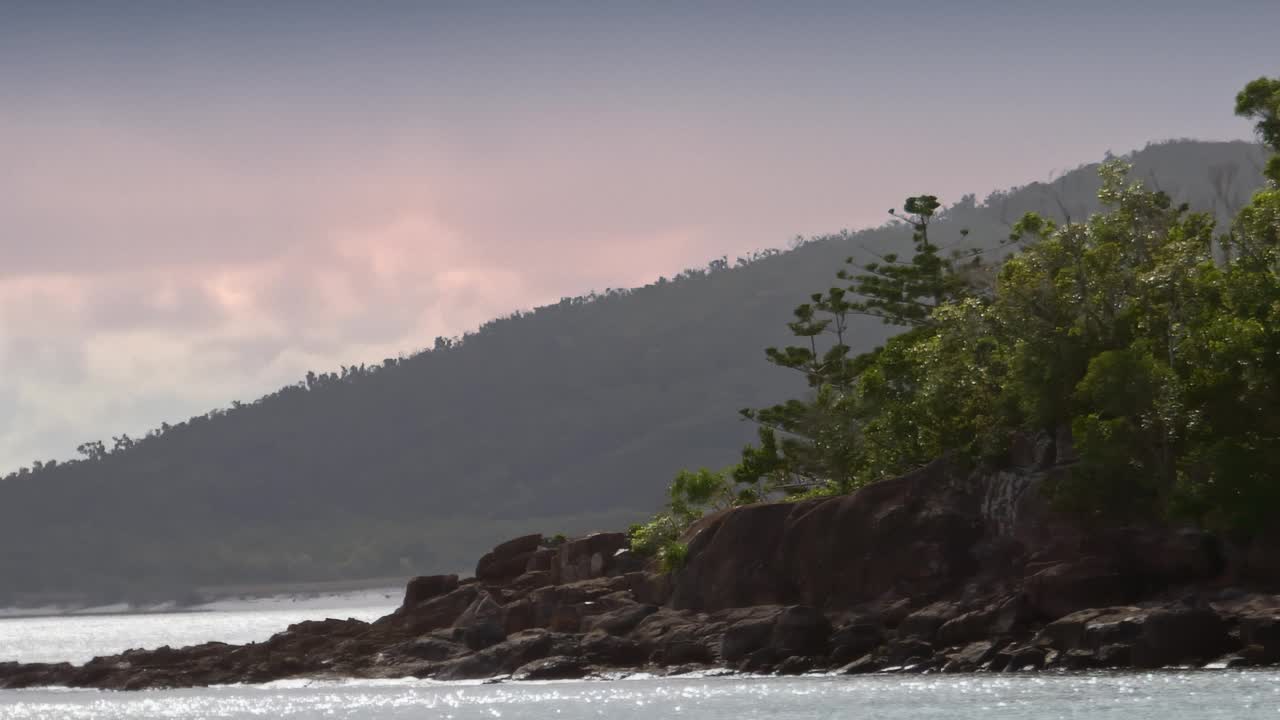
[1,1,1276,471]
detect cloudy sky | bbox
[0,1,1275,471]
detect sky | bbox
[1,0,1277,471]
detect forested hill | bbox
[0,140,1267,604]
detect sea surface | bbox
[2,597,1279,719]
[0,590,399,665]
[3,672,1280,720]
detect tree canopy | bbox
[712,76,1280,536]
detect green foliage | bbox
[727,77,1280,532]
[659,541,689,573]
[736,194,1003,494]
[1236,76,1280,182]
[629,468,747,572]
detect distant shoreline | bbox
[0,576,409,620]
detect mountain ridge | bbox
[0,139,1267,603]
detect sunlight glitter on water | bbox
[3,672,1280,720]
[0,600,396,665]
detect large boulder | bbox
[898,601,961,641]
[453,591,508,650]
[1130,606,1231,668]
[552,532,630,584]
[829,618,884,664]
[384,584,480,634]
[717,605,830,664]
[1238,612,1280,663]
[476,534,544,585]
[402,574,460,610]
[1035,604,1232,668]
[512,655,590,681]
[1023,558,1137,620]
[671,459,985,611]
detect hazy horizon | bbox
[2,1,1276,471]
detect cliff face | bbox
[4,440,1279,691]
[670,434,1234,619]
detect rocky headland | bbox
[4,434,1280,691]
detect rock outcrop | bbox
[4,436,1279,691]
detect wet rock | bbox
[771,606,831,657]
[997,645,1045,671]
[431,629,576,681]
[886,638,934,666]
[737,647,781,674]
[1131,606,1230,668]
[775,655,818,675]
[655,625,715,665]
[720,616,775,664]
[717,605,829,663]
[391,633,467,661]
[1238,613,1280,663]
[836,653,884,675]
[512,655,589,681]
[1059,648,1101,670]
[942,640,997,672]
[937,595,1028,646]
[1037,604,1231,668]
[1096,643,1132,667]
[829,619,884,664]
[580,630,647,667]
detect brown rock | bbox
[526,547,557,573]
[775,655,818,675]
[1130,606,1231,668]
[626,571,672,606]
[885,638,934,666]
[670,458,984,612]
[1239,613,1280,663]
[512,655,589,681]
[898,600,959,641]
[583,602,658,636]
[942,640,998,672]
[453,591,507,650]
[580,630,647,667]
[1024,559,1136,620]
[509,571,553,591]
[837,653,884,674]
[390,584,480,634]
[402,574,460,610]
[476,534,544,584]
[554,532,629,584]
[829,619,884,664]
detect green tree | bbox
[1236,76,1280,182]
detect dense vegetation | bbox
[632,77,1280,561]
[0,133,1267,604]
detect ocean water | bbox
[3,672,1280,720]
[0,591,399,665]
[3,598,1278,719]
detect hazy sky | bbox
[1,1,1276,471]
